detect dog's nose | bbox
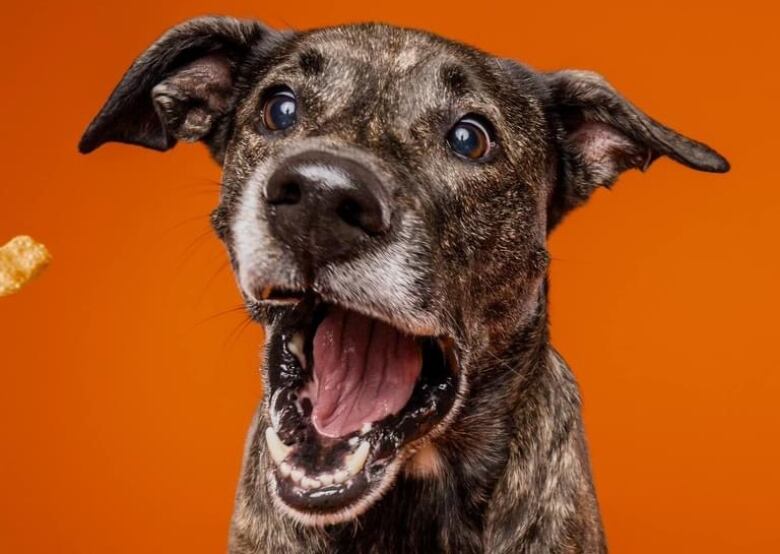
[265,151,392,268]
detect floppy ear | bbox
[79,16,277,159]
[543,70,730,229]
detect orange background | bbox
[1,1,778,552]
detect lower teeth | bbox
[265,427,371,490]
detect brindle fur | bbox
[80,16,729,553]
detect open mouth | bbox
[258,289,460,523]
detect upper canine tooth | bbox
[287,333,306,368]
[345,441,371,476]
[264,427,292,465]
[290,468,304,484]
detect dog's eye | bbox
[447,116,494,160]
[262,88,298,131]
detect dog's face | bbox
[81,17,728,525]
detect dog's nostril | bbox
[337,198,363,229]
[336,196,387,236]
[268,180,302,205]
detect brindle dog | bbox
[80,16,729,553]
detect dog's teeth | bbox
[333,469,350,484]
[301,476,321,489]
[287,333,306,368]
[319,473,334,486]
[279,462,292,478]
[290,468,304,484]
[345,441,370,476]
[360,422,372,435]
[264,427,292,465]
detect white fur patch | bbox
[295,164,353,190]
[317,211,439,335]
[233,162,273,298]
[231,161,304,298]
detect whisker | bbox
[223,315,256,352]
[193,304,248,327]
[171,177,222,192]
[189,259,236,309]
[175,228,217,269]
[163,213,213,234]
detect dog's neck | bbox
[468,285,552,398]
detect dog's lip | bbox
[250,284,440,338]
[256,286,307,305]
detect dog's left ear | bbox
[542,70,730,229]
[79,16,279,160]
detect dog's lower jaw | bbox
[229,324,605,553]
[229,409,329,554]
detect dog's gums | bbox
[256,291,460,521]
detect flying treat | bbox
[0,235,51,297]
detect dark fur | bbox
[80,16,729,553]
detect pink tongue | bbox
[306,307,422,438]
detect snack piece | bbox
[0,235,51,297]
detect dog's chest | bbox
[323,476,487,554]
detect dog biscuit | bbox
[0,235,51,297]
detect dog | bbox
[80,16,729,553]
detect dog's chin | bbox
[253,288,464,526]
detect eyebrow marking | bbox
[440,64,470,96]
[299,49,324,76]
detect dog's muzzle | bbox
[241,149,464,526]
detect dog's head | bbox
[81,17,728,525]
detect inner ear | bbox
[563,117,655,186]
[152,54,235,143]
[78,16,273,157]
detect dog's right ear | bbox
[79,16,278,159]
[540,69,730,230]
